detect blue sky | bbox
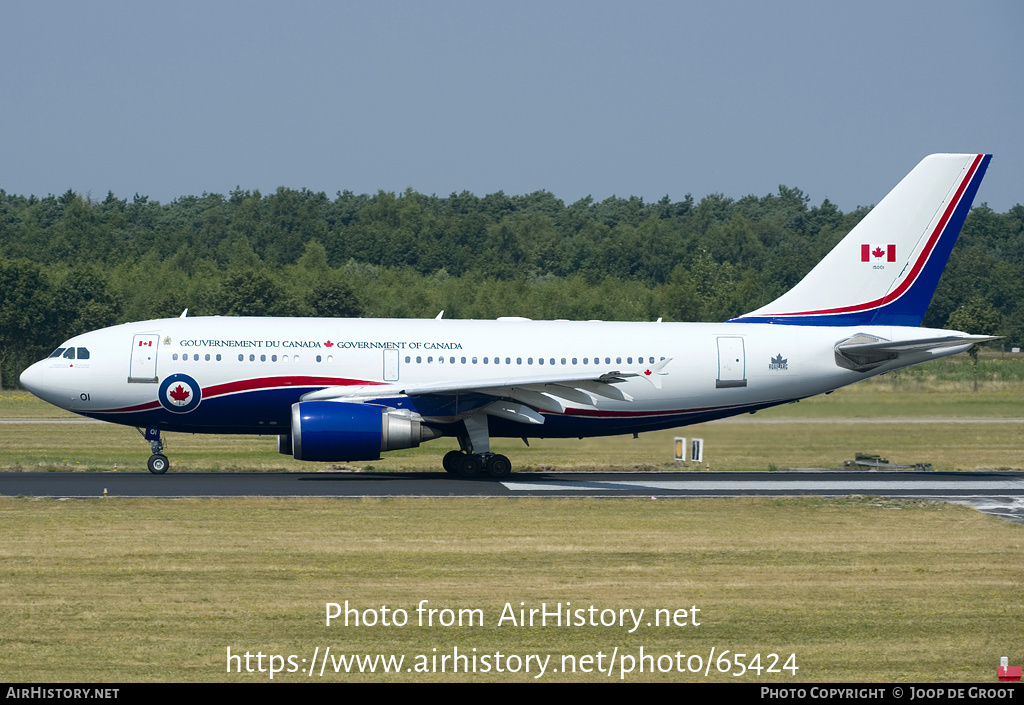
[1,1,1020,211]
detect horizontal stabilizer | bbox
[837,334,998,356]
[834,333,997,372]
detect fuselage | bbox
[19,315,970,439]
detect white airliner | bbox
[20,154,994,477]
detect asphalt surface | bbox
[3,469,1024,523]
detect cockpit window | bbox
[62,348,76,360]
[48,348,66,358]
[77,348,90,360]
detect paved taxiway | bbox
[2,470,1023,522]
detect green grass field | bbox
[1,496,1021,682]
[1,353,1022,682]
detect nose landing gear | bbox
[147,452,169,474]
[139,427,169,474]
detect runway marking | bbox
[502,479,1024,492]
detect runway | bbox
[3,469,1023,522]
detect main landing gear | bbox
[442,450,512,479]
[442,414,512,479]
[140,427,169,475]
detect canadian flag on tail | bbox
[861,244,896,262]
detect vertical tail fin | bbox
[732,153,991,326]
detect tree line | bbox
[1,185,1021,387]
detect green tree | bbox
[947,296,1001,391]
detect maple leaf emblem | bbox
[771,354,787,366]
[324,340,334,348]
[168,384,191,403]
[872,247,885,258]
[644,369,652,376]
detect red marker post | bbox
[998,656,1022,682]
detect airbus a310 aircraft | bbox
[21,154,994,477]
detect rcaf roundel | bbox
[158,373,202,413]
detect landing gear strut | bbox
[140,427,169,475]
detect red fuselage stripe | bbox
[93,376,381,413]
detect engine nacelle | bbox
[290,401,434,462]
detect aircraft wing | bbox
[299,357,673,418]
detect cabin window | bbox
[249,354,255,362]
[238,354,244,362]
[216,354,222,362]
[315,355,322,362]
[272,355,277,362]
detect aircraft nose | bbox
[19,360,45,396]
[19,359,70,408]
